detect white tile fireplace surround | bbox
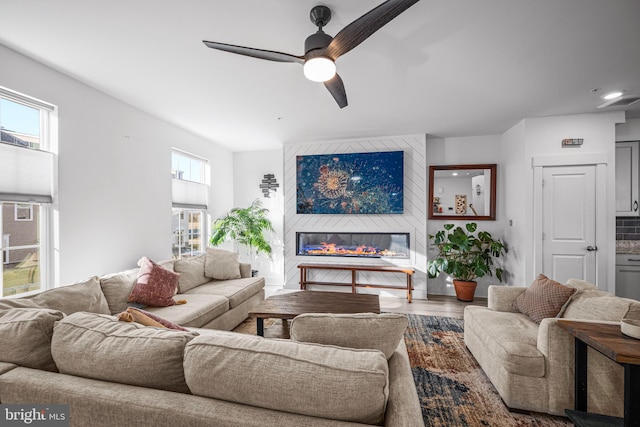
[282,135,427,300]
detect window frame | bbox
[172,207,207,260]
[14,204,33,221]
[171,148,208,184]
[0,87,55,298]
[171,148,210,260]
[1,202,50,298]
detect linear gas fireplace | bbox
[296,232,410,259]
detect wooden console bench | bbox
[297,263,415,303]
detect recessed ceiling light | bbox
[603,91,623,100]
[452,172,458,176]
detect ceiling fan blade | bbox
[324,0,420,60]
[324,74,348,108]
[203,40,304,64]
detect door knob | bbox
[586,246,598,252]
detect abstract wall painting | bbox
[296,150,404,214]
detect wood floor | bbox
[263,286,487,319]
[380,294,487,318]
[253,289,485,338]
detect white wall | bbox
[426,135,505,297]
[616,118,640,142]
[232,150,284,286]
[501,120,527,286]
[433,177,472,215]
[502,112,625,292]
[283,135,428,299]
[0,44,234,284]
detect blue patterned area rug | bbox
[405,314,572,427]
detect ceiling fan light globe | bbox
[303,57,336,82]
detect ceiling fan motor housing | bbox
[305,31,333,55]
[305,6,333,55]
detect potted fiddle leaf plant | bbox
[427,222,507,302]
[210,199,274,276]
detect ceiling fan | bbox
[203,0,420,109]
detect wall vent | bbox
[598,95,640,109]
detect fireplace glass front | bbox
[296,232,410,259]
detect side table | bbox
[557,320,640,427]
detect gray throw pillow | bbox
[204,248,241,280]
[100,268,140,314]
[174,254,209,293]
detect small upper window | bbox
[172,150,206,184]
[0,94,45,150]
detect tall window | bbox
[171,149,209,259]
[0,87,55,297]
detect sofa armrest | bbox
[537,318,623,417]
[384,340,424,427]
[487,285,526,312]
[239,263,252,278]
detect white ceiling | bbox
[1,0,639,151]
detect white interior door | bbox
[542,165,597,283]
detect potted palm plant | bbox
[427,222,507,301]
[209,199,274,276]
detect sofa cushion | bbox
[464,306,545,377]
[512,274,576,323]
[562,288,640,321]
[100,268,139,314]
[183,277,264,308]
[0,276,110,315]
[0,361,17,376]
[0,296,42,311]
[174,254,208,293]
[290,312,408,360]
[51,312,196,393]
[239,262,252,278]
[0,308,64,371]
[144,294,229,328]
[183,331,389,425]
[564,278,598,290]
[204,248,241,280]
[156,259,175,272]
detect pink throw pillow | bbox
[128,257,181,307]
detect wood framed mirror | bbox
[428,164,497,220]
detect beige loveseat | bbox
[0,254,423,427]
[464,279,640,418]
